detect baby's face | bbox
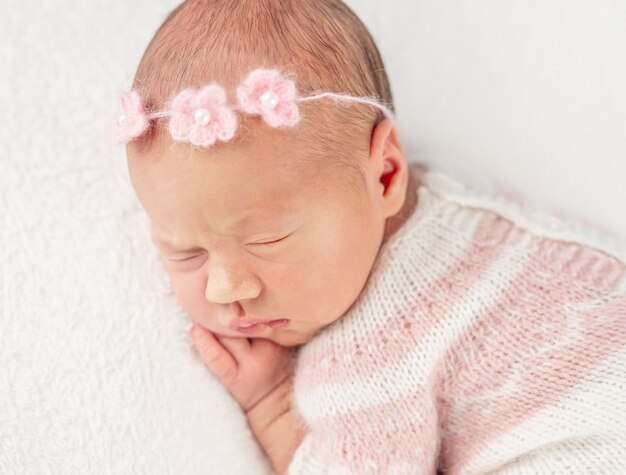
[128,128,389,347]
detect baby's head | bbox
[124,0,414,347]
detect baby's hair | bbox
[128,0,395,186]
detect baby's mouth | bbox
[231,319,290,334]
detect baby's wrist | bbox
[245,378,306,474]
[244,376,293,433]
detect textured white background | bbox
[1,1,624,474]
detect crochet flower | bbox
[236,69,300,128]
[168,84,238,148]
[112,90,150,145]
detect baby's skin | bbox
[123,0,424,469]
[128,114,421,472]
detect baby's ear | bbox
[368,119,409,218]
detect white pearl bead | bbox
[260,91,279,109]
[194,108,212,125]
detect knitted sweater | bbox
[287,168,626,475]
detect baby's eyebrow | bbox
[151,238,184,250]
[150,223,295,251]
[226,210,293,232]
[149,213,300,249]
[152,239,205,254]
[150,230,194,250]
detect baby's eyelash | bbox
[248,234,290,246]
[168,254,203,263]
[165,235,290,261]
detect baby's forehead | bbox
[127,111,368,223]
[130,114,337,176]
[145,181,312,247]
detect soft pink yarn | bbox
[111,67,395,149]
[111,90,150,145]
[168,84,238,148]
[236,69,300,127]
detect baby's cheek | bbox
[167,269,210,316]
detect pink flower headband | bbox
[112,68,395,148]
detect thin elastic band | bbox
[146,93,395,123]
[298,93,395,123]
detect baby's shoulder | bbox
[414,166,626,266]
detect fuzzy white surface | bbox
[1,1,624,474]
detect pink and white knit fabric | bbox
[288,169,626,475]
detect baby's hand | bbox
[189,322,296,414]
[190,323,305,474]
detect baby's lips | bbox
[229,318,291,331]
[267,319,290,328]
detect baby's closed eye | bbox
[161,233,293,265]
[246,233,292,247]
[167,254,205,263]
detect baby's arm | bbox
[190,324,306,474]
[244,376,307,474]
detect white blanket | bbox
[1,0,625,473]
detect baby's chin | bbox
[263,334,309,348]
[256,331,313,348]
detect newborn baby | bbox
[116,0,626,473]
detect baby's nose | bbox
[204,265,261,304]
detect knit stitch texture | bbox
[287,168,626,475]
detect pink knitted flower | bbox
[112,90,150,145]
[236,69,300,128]
[168,85,238,147]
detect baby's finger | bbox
[190,324,239,385]
[250,336,293,362]
[216,333,251,357]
